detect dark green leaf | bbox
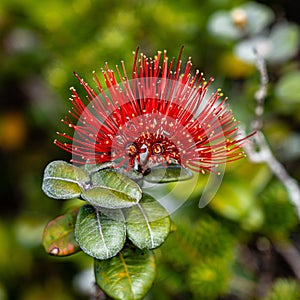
[125,194,171,249]
[42,206,81,256]
[94,244,156,300]
[75,205,126,259]
[42,160,90,199]
[143,164,193,183]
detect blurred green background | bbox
[0,0,300,299]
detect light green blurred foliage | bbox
[263,279,300,300]
[1,0,300,299]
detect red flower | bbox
[55,47,252,174]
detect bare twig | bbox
[275,241,300,281]
[252,48,268,132]
[243,131,300,217]
[241,51,300,218]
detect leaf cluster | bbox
[42,160,193,299]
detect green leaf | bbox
[81,169,142,209]
[210,180,255,221]
[94,244,156,300]
[116,168,144,182]
[81,162,113,174]
[275,71,300,103]
[207,11,242,40]
[42,160,90,199]
[268,23,300,63]
[42,206,81,256]
[143,164,193,183]
[92,169,142,200]
[75,205,126,259]
[125,194,171,249]
[81,187,140,209]
[241,2,274,35]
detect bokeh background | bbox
[0,0,299,299]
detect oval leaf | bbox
[94,244,156,300]
[81,162,113,174]
[144,164,193,183]
[42,160,90,199]
[81,169,142,209]
[75,205,126,259]
[42,206,81,256]
[268,23,300,63]
[81,187,140,209]
[92,169,142,200]
[275,71,300,103]
[124,194,171,249]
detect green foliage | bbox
[187,259,231,299]
[263,279,300,300]
[275,70,300,104]
[151,215,237,299]
[260,182,298,239]
[41,161,173,298]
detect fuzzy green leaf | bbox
[81,169,142,209]
[42,160,90,199]
[125,194,171,249]
[81,162,113,174]
[75,205,126,260]
[92,169,142,200]
[143,164,193,183]
[42,206,81,256]
[81,187,140,209]
[94,244,156,300]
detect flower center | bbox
[124,132,181,171]
[126,143,138,157]
[152,143,164,155]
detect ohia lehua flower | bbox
[55,47,251,174]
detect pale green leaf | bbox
[75,205,126,260]
[268,23,300,63]
[42,160,90,199]
[275,71,300,103]
[81,169,142,209]
[81,186,139,209]
[125,194,171,249]
[92,169,142,200]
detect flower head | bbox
[55,47,251,174]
